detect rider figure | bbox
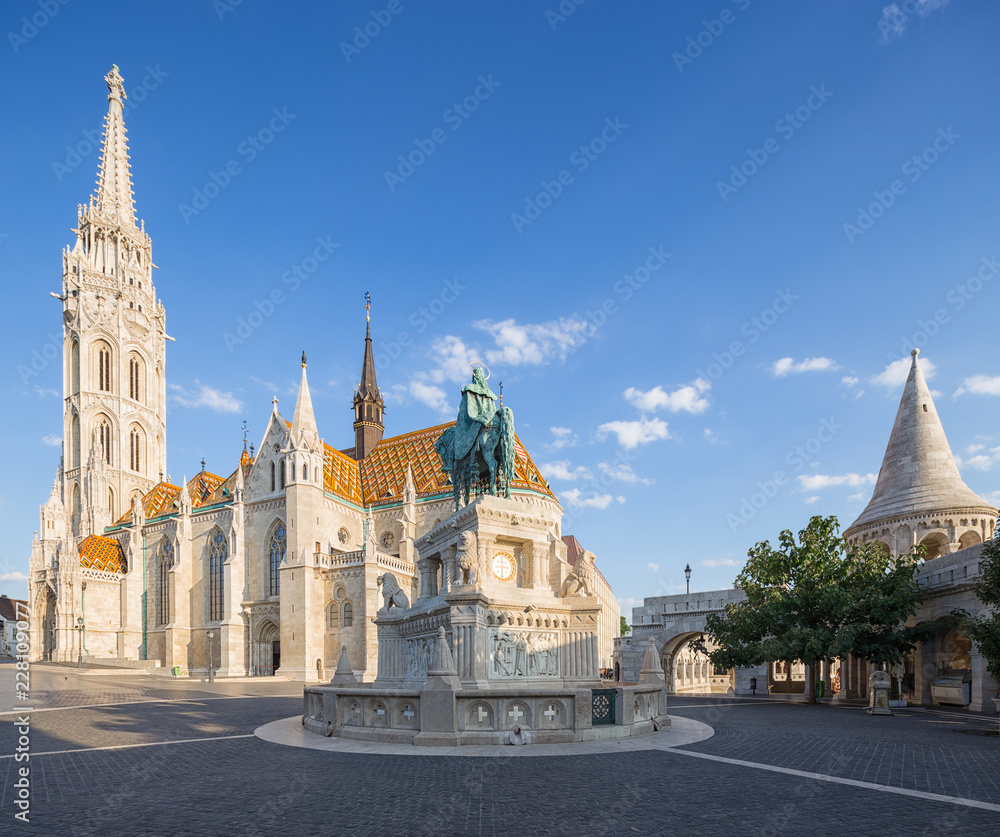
[453,366,497,462]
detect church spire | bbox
[92,65,137,227]
[847,349,995,534]
[291,350,319,445]
[352,292,384,460]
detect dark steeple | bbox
[352,291,384,460]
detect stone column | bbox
[529,543,540,589]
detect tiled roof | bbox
[111,469,227,528]
[323,442,364,506]
[79,535,127,573]
[0,596,27,622]
[187,471,226,507]
[359,421,556,507]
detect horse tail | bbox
[499,407,517,497]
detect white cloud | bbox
[703,428,723,445]
[984,490,1000,507]
[41,434,62,447]
[596,417,670,449]
[617,596,641,614]
[426,335,477,385]
[966,443,986,454]
[623,379,711,414]
[561,488,616,510]
[841,376,859,387]
[0,571,29,583]
[770,357,838,377]
[804,496,820,505]
[597,462,653,485]
[847,491,868,502]
[956,446,1000,472]
[540,460,592,481]
[797,473,877,491]
[647,562,659,572]
[168,382,243,414]
[870,356,936,389]
[955,375,1000,397]
[547,426,577,450]
[702,558,738,567]
[475,317,593,367]
[879,0,950,44]
[34,385,58,398]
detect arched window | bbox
[302,463,307,481]
[270,462,275,492]
[327,602,339,628]
[71,413,81,469]
[71,340,80,394]
[97,417,112,465]
[280,460,285,489]
[342,601,353,627]
[157,540,173,626]
[129,355,142,402]
[209,530,227,621]
[129,427,142,472]
[108,487,115,520]
[268,523,286,597]
[96,342,112,392]
[291,462,296,482]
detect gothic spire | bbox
[848,350,994,531]
[92,65,137,227]
[291,350,319,444]
[352,293,385,460]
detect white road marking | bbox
[0,734,256,759]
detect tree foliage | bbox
[619,616,631,636]
[963,532,1000,686]
[697,515,942,703]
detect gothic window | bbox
[270,462,275,491]
[342,602,353,627]
[268,523,286,597]
[71,413,81,469]
[98,417,112,465]
[71,341,80,394]
[128,355,142,402]
[209,530,227,622]
[280,460,286,489]
[327,602,339,628]
[129,427,142,472]
[291,462,296,481]
[158,540,173,626]
[302,463,307,481]
[96,343,112,392]
[108,487,115,520]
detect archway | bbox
[958,531,982,551]
[253,621,280,676]
[657,631,731,694]
[919,532,949,560]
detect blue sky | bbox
[3,1,999,614]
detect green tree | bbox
[698,515,940,704]
[962,532,1000,725]
[620,616,631,636]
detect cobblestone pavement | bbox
[1,668,999,836]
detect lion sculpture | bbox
[455,531,480,586]
[377,572,410,611]
[560,550,596,598]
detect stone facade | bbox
[27,68,618,684]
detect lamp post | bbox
[76,616,84,668]
[207,630,215,684]
[684,563,692,595]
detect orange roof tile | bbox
[188,471,225,508]
[359,421,556,507]
[323,442,364,506]
[79,535,127,573]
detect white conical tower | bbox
[844,350,996,557]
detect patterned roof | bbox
[323,442,364,506]
[110,470,226,528]
[188,471,226,507]
[359,421,556,507]
[79,535,127,573]
[0,596,26,622]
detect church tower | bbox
[844,349,997,557]
[59,66,168,540]
[352,293,384,460]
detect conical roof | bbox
[291,352,318,442]
[847,350,994,532]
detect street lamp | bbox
[76,616,84,668]
[207,630,214,684]
[684,563,692,595]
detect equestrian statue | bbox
[435,365,516,512]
